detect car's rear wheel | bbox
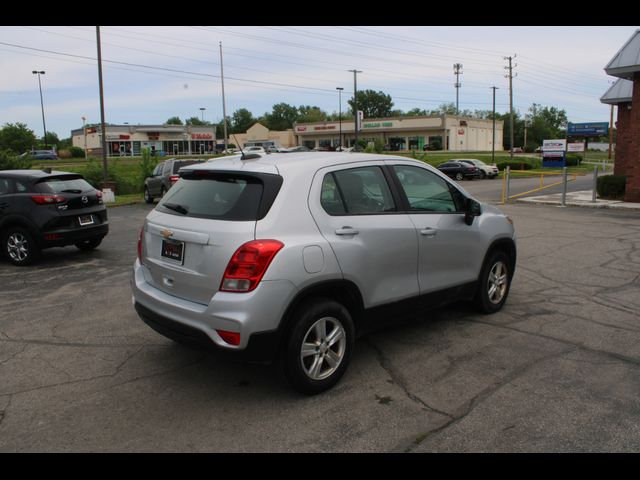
[282,297,354,395]
[144,187,154,204]
[473,250,512,314]
[455,172,464,181]
[3,227,40,266]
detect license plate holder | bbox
[161,239,184,264]
[78,214,94,226]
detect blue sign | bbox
[567,122,609,136]
[543,151,566,168]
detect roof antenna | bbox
[233,134,261,161]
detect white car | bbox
[456,159,499,179]
[243,146,267,154]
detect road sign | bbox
[567,122,609,136]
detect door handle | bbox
[420,227,438,237]
[335,227,359,236]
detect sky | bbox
[0,25,638,140]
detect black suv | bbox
[144,158,204,203]
[0,169,108,265]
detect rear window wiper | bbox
[163,203,189,215]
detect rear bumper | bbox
[40,222,109,248]
[131,259,296,362]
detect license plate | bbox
[161,239,184,264]
[79,214,94,226]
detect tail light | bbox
[169,175,179,183]
[220,240,284,292]
[137,226,144,262]
[95,190,103,198]
[31,194,65,205]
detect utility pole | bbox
[336,87,344,150]
[348,69,362,150]
[32,70,47,149]
[491,86,498,164]
[96,26,108,184]
[523,114,529,153]
[504,55,517,162]
[453,63,463,115]
[219,42,228,153]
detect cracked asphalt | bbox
[1,201,640,452]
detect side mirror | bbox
[464,198,482,226]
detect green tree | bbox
[263,103,299,131]
[403,108,429,117]
[40,131,59,148]
[298,105,328,123]
[348,90,394,118]
[230,108,257,133]
[166,116,183,125]
[0,122,37,154]
[185,117,212,126]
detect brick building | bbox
[602,29,640,202]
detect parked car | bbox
[436,161,482,181]
[510,147,524,153]
[457,159,499,179]
[21,150,58,160]
[0,169,108,265]
[243,146,267,154]
[144,158,204,203]
[284,146,311,153]
[131,152,516,394]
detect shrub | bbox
[57,149,73,159]
[496,160,533,171]
[597,175,626,200]
[0,149,32,170]
[565,153,583,167]
[68,146,85,158]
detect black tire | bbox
[282,297,355,395]
[455,172,464,181]
[74,236,103,251]
[160,186,166,198]
[2,226,40,266]
[473,250,512,314]
[144,187,154,204]
[480,171,487,179]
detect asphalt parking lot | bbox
[1,199,640,452]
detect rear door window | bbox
[157,172,282,221]
[327,166,396,215]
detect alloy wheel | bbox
[300,316,347,381]
[487,261,508,304]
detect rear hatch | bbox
[140,167,283,305]
[34,174,107,229]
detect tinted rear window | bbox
[172,160,202,174]
[36,176,94,194]
[156,172,282,221]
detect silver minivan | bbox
[131,153,516,394]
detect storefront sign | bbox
[147,132,160,140]
[191,133,213,139]
[314,125,336,131]
[119,135,130,140]
[296,126,307,132]
[363,122,393,128]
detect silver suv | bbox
[131,153,516,394]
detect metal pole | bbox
[491,87,498,164]
[608,104,614,161]
[96,27,108,184]
[592,165,599,203]
[82,116,88,161]
[505,166,511,203]
[561,167,568,207]
[349,69,362,150]
[219,42,228,152]
[337,87,344,150]
[454,63,463,115]
[32,71,48,149]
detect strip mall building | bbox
[294,115,504,152]
[71,124,217,157]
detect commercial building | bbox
[293,115,504,152]
[218,123,296,150]
[71,124,217,157]
[601,29,640,202]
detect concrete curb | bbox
[515,190,640,211]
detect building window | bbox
[408,136,425,150]
[388,137,406,151]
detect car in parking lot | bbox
[457,159,500,179]
[131,152,516,394]
[20,150,59,160]
[0,169,108,265]
[436,161,482,181]
[144,158,204,203]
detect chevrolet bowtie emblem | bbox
[161,229,174,238]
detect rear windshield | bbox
[172,160,202,174]
[35,176,94,194]
[156,172,282,221]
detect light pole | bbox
[336,87,344,150]
[82,116,88,161]
[348,69,362,150]
[32,70,48,150]
[491,86,499,165]
[199,107,206,122]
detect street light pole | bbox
[32,70,47,149]
[348,69,362,150]
[199,107,206,122]
[336,87,344,150]
[491,86,498,165]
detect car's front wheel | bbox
[473,250,512,314]
[2,227,40,266]
[455,172,464,181]
[282,298,355,395]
